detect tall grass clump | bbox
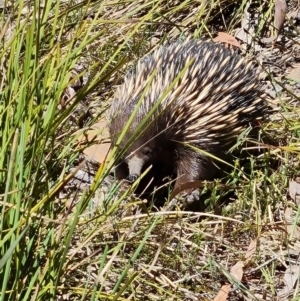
[0,0,139,299]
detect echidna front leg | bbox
[173,150,218,205]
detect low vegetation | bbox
[0,0,299,300]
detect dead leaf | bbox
[213,284,231,301]
[78,119,111,163]
[274,0,286,36]
[214,238,258,300]
[230,261,244,281]
[260,0,287,43]
[278,265,300,299]
[244,239,257,260]
[83,143,111,163]
[213,32,241,49]
[287,65,300,84]
[214,261,244,301]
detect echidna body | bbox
[108,40,269,195]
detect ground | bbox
[66,1,300,300]
[1,1,300,301]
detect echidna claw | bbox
[190,190,200,202]
[166,189,200,210]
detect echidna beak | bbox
[127,173,139,182]
[127,155,144,182]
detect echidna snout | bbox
[126,155,145,183]
[128,174,139,182]
[125,145,157,182]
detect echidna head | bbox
[125,143,155,182]
[109,95,174,183]
[110,116,169,183]
[121,121,171,182]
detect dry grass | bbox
[1,0,300,300]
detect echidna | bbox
[108,39,270,199]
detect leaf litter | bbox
[48,0,300,300]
